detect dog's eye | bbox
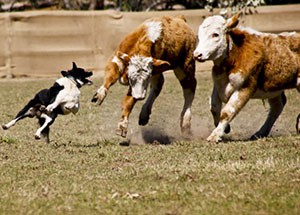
[212,33,219,38]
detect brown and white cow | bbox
[193,13,300,142]
[91,15,197,137]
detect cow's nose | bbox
[193,52,202,61]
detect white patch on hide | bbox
[145,21,162,43]
[112,56,124,72]
[229,72,244,89]
[182,108,192,127]
[238,26,267,36]
[279,31,297,36]
[230,91,240,104]
[96,86,107,97]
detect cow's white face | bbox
[194,15,228,63]
[127,55,153,100]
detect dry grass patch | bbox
[0,72,299,214]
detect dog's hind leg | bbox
[39,119,50,143]
[35,111,57,142]
[35,113,53,140]
[2,102,37,130]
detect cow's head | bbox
[117,52,170,100]
[193,13,241,63]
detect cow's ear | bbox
[116,51,130,65]
[226,12,241,30]
[152,59,171,74]
[61,70,68,77]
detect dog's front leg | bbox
[46,101,60,113]
[46,91,69,112]
[35,113,53,140]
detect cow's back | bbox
[116,16,196,68]
[260,33,300,91]
[151,16,197,67]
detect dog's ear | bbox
[61,70,68,77]
[72,62,78,70]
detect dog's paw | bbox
[35,134,41,140]
[46,105,54,113]
[2,124,8,130]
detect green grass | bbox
[0,72,299,214]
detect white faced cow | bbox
[92,16,197,137]
[194,13,300,142]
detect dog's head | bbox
[61,62,93,87]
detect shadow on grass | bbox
[140,127,175,145]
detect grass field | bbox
[0,71,299,214]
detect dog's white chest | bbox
[55,78,81,114]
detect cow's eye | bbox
[212,33,219,38]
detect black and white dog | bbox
[2,62,93,143]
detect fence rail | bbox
[1,4,300,78]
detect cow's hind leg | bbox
[174,68,197,136]
[139,74,164,126]
[251,92,286,140]
[296,78,300,133]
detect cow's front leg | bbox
[210,86,231,134]
[116,89,137,137]
[139,74,164,126]
[207,88,252,143]
[251,92,286,140]
[91,64,120,105]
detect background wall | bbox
[0,4,300,78]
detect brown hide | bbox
[93,15,197,138]
[115,16,196,71]
[226,29,300,92]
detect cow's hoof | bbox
[250,133,267,140]
[91,93,103,105]
[116,128,127,138]
[225,124,231,134]
[139,116,149,126]
[181,127,192,139]
[91,87,107,105]
[2,124,8,130]
[207,133,222,143]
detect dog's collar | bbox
[67,76,82,88]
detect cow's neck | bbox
[213,33,239,74]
